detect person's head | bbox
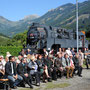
[31,55,35,62]
[27,49,30,52]
[72,48,74,51]
[43,48,46,52]
[21,58,26,64]
[62,48,65,52]
[64,53,68,59]
[21,49,24,52]
[18,55,22,61]
[35,54,38,59]
[79,49,81,53]
[69,54,73,59]
[84,48,87,51]
[9,56,15,62]
[38,55,42,60]
[68,48,70,50]
[86,48,88,51]
[0,56,3,62]
[59,48,62,52]
[6,52,11,57]
[27,54,31,59]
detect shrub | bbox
[0,46,23,57]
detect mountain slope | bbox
[0,15,39,37]
[35,1,90,32]
[0,1,90,37]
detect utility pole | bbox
[76,0,79,53]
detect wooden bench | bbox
[0,79,10,90]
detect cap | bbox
[23,54,27,58]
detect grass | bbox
[19,82,70,90]
[0,35,9,45]
[45,82,70,89]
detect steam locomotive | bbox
[26,23,88,52]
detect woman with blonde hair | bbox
[28,55,40,86]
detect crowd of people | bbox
[0,47,86,89]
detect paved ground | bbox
[14,68,90,90]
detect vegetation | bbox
[0,46,23,57]
[0,33,10,46]
[45,82,70,89]
[19,82,70,90]
[7,30,27,46]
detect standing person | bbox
[57,48,62,54]
[71,48,75,57]
[17,58,33,88]
[78,49,84,67]
[43,48,48,56]
[26,49,32,55]
[73,54,83,77]
[5,56,23,89]
[78,49,84,76]
[19,49,25,56]
[66,48,72,56]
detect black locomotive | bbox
[27,23,88,53]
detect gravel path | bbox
[14,69,90,90]
[55,69,90,90]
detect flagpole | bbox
[76,0,79,53]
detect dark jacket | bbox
[17,62,27,76]
[73,57,79,67]
[5,61,17,76]
[36,59,44,71]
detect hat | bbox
[23,54,27,58]
[69,54,73,57]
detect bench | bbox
[0,79,10,90]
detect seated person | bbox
[5,56,23,89]
[62,53,74,78]
[55,53,64,78]
[17,57,33,88]
[69,54,75,77]
[36,55,50,82]
[28,55,40,86]
[0,56,5,79]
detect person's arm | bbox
[5,62,13,76]
[62,58,66,67]
[0,70,5,75]
[17,63,24,75]
[28,62,35,69]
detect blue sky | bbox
[0,0,87,21]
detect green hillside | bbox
[0,33,10,45]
